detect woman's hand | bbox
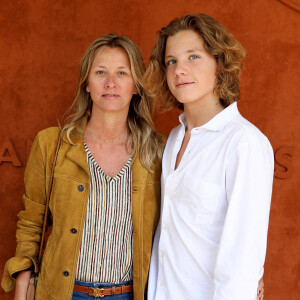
[14,270,32,300]
[257,277,264,300]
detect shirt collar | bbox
[179,102,239,132]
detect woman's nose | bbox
[105,74,117,88]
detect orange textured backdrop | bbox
[0,0,299,299]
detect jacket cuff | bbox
[1,256,36,292]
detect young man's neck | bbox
[184,97,223,132]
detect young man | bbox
[145,14,273,300]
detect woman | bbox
[1,34,164,300]
[144,14,273,300]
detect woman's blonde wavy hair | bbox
[63,34,164,171]
[144,14,246,109]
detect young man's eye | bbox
[189,55,199,60]
[166,59,176,66]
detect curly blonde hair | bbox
[63,34,164,171]
[144,13,246,109]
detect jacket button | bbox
[63,271,69,277]
[70,228,77,234]
[77,185,84,192]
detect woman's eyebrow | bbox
[92,65,129,69]
[92,65,106,68]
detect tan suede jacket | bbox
[1,121,162,300]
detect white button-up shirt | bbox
[148,102,274,300]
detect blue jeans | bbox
[72,280,134,300]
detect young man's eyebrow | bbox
[186,49,205,53]
[165,49,205,58]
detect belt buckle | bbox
[89,287,105,298]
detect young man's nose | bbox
[174,61,188,77]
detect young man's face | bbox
[165,30,218,108]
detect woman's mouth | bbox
[102,94,120,98]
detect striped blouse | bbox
[75,142,133,283]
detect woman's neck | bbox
[85,110,128,142]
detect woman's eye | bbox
[96,70,105,75]
[166,59,176,66]
[119,71,127,75]
[189,55,199,60]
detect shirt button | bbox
[63,271,69,277]
[77,185,84,192]
[163,224,167,230]
[70,228,77,234]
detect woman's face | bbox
[86,47,137,114]
[165,29,218,107]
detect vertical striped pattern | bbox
[75,142,133,283]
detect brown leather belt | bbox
[73,283,133,298]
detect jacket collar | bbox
[132,155,148,184]
[63,116,89,174]
[62,116,88,145]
